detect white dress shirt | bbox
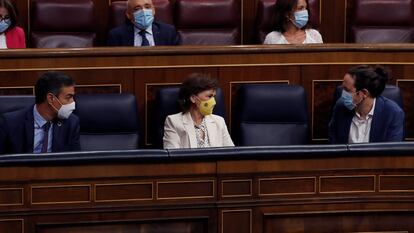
[134,25,155,47]
[348,98,376,143]
[33,105,53,153]
[264,29,323,44]
[0,33,7,49]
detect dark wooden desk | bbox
[1,145,414,233]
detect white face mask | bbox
[51,95,76,119]
[57,101,76,119]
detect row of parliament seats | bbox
[26,0,414,48]
[0,94,140,151]
[0,84,403,151]
[30,0,241,47]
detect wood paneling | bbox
[221,179,252,198]
[95,183,153,202]
[157,180,215,200]
[264,212,413,233]
[2,151,414,232]
[31,185,91,204]
[76,84,121,94]
[0,87,33,95]
[37,220,206,233]
[222,210,251,233]
[320,176,375,194]
[380,175,414,192]
[259,177,316,196]
[321,0,347,42]
[0,188,23,206]
[0,219,23,233]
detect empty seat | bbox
[255,0,320,43]
[348,0,414,43]
[0,96,34,114]
[108,0,174,30]
[151,87,226,148]
[74,94,140,151]
[333,85,404,109]
[175,0,241,45]
[232,84,309,146]
[30,0,96,48]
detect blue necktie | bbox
[139,30,150,46]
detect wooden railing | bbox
[1,143,414,232]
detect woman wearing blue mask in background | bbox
[329,65,405,144]
[264,0,322,44]
[0,0,25,49]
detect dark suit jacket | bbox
[107,21,181,46]
[0,106,81,154]
[329,96,405,144]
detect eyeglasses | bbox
[0,16,10,22]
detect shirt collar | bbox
[134,24,153,36]
[194,117,206,129]
[368,98,376,117]
[33,105,48,128]
[355,98,376,119]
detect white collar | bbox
[355,98,376,119]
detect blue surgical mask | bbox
[0,19,11,33]
[292,10,308,29]
[133,9,154,30]
[341,90,355,110]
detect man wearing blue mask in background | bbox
[339,66,362,111]
[107,0,180,46]
[0,71,80,154]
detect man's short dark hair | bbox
[354,65,389,98]
[35,71,75,104]
[178,73,218,113]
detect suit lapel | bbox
[182,112,197,148]
[152,23,160,45]
[24,107,34,152]
[370,97,383,142]
[52,119,63,152]
[205,115,218,147]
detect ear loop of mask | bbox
[49,93,62,113]
[354,90,366,108]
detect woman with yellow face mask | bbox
[163,73,234,149]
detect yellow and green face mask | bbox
[197,97,216,116]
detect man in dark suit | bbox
[107,0,180,46]
[329,65,405,144]
[0,72,80,154]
